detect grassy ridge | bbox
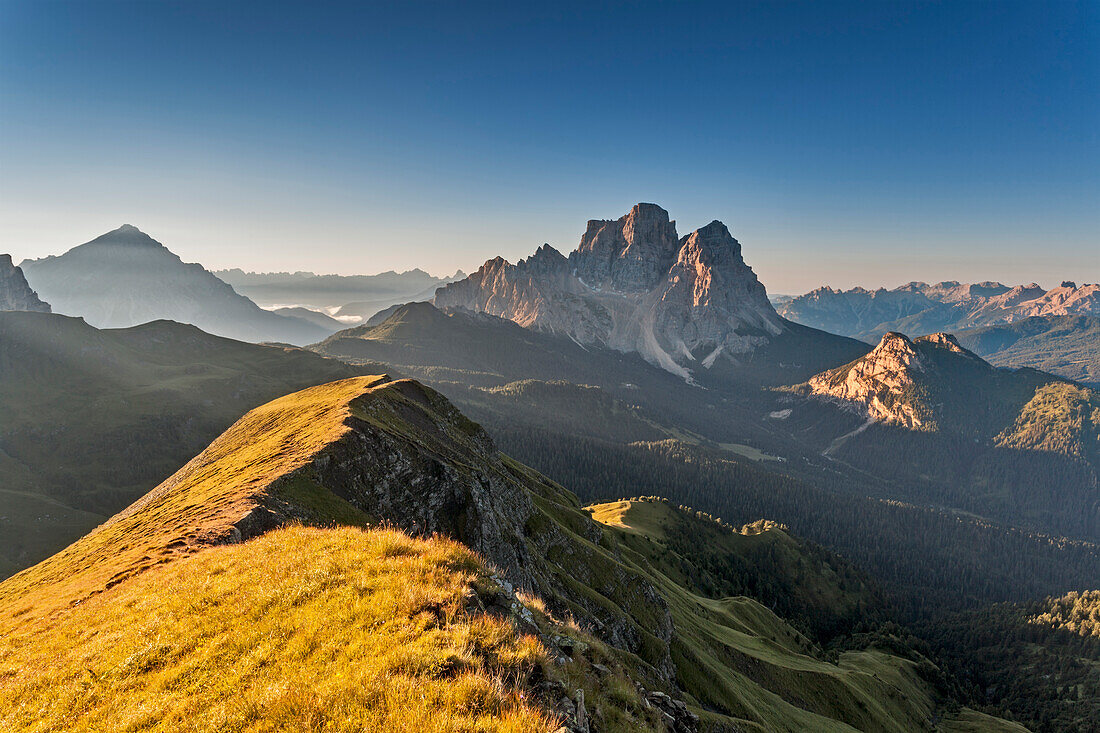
[0,526,555,733]
[0,375,388,618]
[587,500,936,731]
[0,311,373,576]
[589,499,883,641]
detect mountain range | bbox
[778,280,1100,342]
[217,266,465,323]
[20,225,330,345]
[954,315,1100,386]
[777,282,1100,386]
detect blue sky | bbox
[1,0,1096,293]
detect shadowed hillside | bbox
[0,311,376,575]
[795,331,1100,541]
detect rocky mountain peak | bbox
[17,227,329,345]
[435,204,783,379]
[0,255,51,313]
[807,331,926,427]
[88,224,166,249]
[869,331,924,369]
[570,202,680,292]
[675,220,745,273]
[519,244,569,275]
[916,332,970,355]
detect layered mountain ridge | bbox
[0,310,372,576]
[435,203,783,378]
[0,254,50,312]
[954,315,1100,386]
[20,225,329,345]
[217,266,467,323]
[779,280,1100,342]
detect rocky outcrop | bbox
[286,378,536,578]
[808,332,926,427]
[915,331,972,355]
[805,330,997,430]
[0,255,50,312]
[434,204,783,378]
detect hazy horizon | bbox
[7,217,1096,296]
[2,1,1097,293]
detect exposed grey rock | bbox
[434,204,783,379]
[571,203,680,293]
[0,255,50,312]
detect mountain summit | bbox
[435,204,782,378]
[80,223,163,249]
[20,226,328,345]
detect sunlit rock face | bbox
[434,204,783,379]
[808,332,927,427]
[0,255,50,313]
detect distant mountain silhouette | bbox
[21,225,327,345]
[779,280,1100,341]
[216,267,465,322]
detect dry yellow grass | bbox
[0,375,390,623]
[0,525,557,733]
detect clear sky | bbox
[1,0,1096,293]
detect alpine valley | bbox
[2,205,1097,732]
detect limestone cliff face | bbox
[808,332,927,427]
[0,255,50,313]
[434,204,783,378]
[429,245,612,342]
[805,331,991,429]
[654,220,781,367]
[571,203,680,292]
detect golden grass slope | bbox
[0,375,389,621]
[0,525,554,733]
